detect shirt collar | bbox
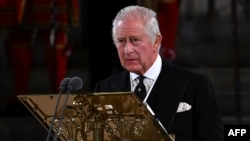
[130,54,162,81]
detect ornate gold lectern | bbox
[18,92,174,141]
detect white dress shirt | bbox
[130,54,162,103]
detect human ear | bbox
[153,34,162,51]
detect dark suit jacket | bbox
[94,59,224,141]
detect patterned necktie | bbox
[134,76,146,101]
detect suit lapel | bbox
[147,61,188,130]
[109,71,131,91]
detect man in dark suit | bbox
[94,5,223,141]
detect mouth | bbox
[125,58,138,62]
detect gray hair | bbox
[112,5,161,45]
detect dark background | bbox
[0,0,250,140]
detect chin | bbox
[126,68,140,74]
[124,64,141,71]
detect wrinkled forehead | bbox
[114,19,146,36]
[116,18,143,26]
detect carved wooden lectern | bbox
[18,92,174,141]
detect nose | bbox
[124,43,133,53]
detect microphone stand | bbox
[52,87,71,141]
[53,77,83,141]
[46,77,71,141]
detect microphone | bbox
[53,77,83,141]
[46,77,71,141]
[59,77,72,92]
[67,76,83,92]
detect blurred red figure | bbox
[157,0,180,62]
[138,0,180,62]
[0,0,80,95]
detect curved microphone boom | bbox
[53,76,83,141]
[46,77,71,141]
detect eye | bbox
[117,38,123,42]
[130,38,140,45]
[131,38,138,42]
[116,38,126,47]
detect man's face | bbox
[114,19,161,75]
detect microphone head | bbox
[59,77,71,92]
[67,77,83,91]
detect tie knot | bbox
[138,75,145,83]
